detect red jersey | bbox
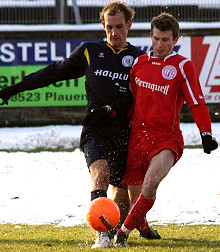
[130,51,207,132]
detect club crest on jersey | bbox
[122,55,134,67]
[162,65,177,80]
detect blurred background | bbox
[0,0,220,24]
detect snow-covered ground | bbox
[0,123,219,226]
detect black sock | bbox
[91,189,107,201]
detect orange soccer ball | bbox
[86,197,120,232]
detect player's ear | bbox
[173,36,179,45]
[102,21,106,29]
[126,19,132,30]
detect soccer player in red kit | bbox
[114,12,218,247]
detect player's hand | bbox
[81,105,112,125]
[111,93,133,118]
[201,131,218,154]
[0,99,9,106]
[0,87,11,106]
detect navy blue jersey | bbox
[72,41,144,112]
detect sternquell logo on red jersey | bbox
[162,65,177,80]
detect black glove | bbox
[201,131,218,154]
[81,105,112,126]
[0,84,22,105]
[111,93,133,118]
[0,86,11,105]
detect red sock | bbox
[137,218,150,234]
[123,193,155,232]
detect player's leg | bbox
[115,149,174,245]
[80,126,112,248]
[142,149,175,199]
[128,184,142,206]
[110,185,129,223]
[106,163,130,241]
[127,149,174,229]
[89,160,113,248]
[108,185,129,238]
[127,184,159,237]
[80,126,110,200]
[113,184,142,247]
[90,159,110,199]
[135,149,174,238]
[106,126,131,244]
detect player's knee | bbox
[143,176,160,192]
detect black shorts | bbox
[80,125,130,188]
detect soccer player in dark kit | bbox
[0,1,145,248]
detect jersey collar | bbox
[107,43,129,54]
[147,50,177,61]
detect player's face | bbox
[151,27,179,58]
[102,11,132,49]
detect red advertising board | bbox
[191,37,220,103]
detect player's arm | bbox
[182,60,218,154]
[0,43,87,105]
[126,56,140,118]
[190,105,218,154]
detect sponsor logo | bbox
[114,83,127,93]
[94,69,129,81]
[162,65,177,80]
[152,61,161,65]
[122,55,134,67]
[135,77,169,95]
[99,215,114,229]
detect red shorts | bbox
[122,126,184,185]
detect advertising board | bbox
[0,36,219,107]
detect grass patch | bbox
[184,145,203,149]
[0,224,219,251]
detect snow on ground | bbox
[0,123,219,151]
[0,123,219,226]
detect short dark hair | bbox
[100,1,135,23]
[151,13,179,39]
